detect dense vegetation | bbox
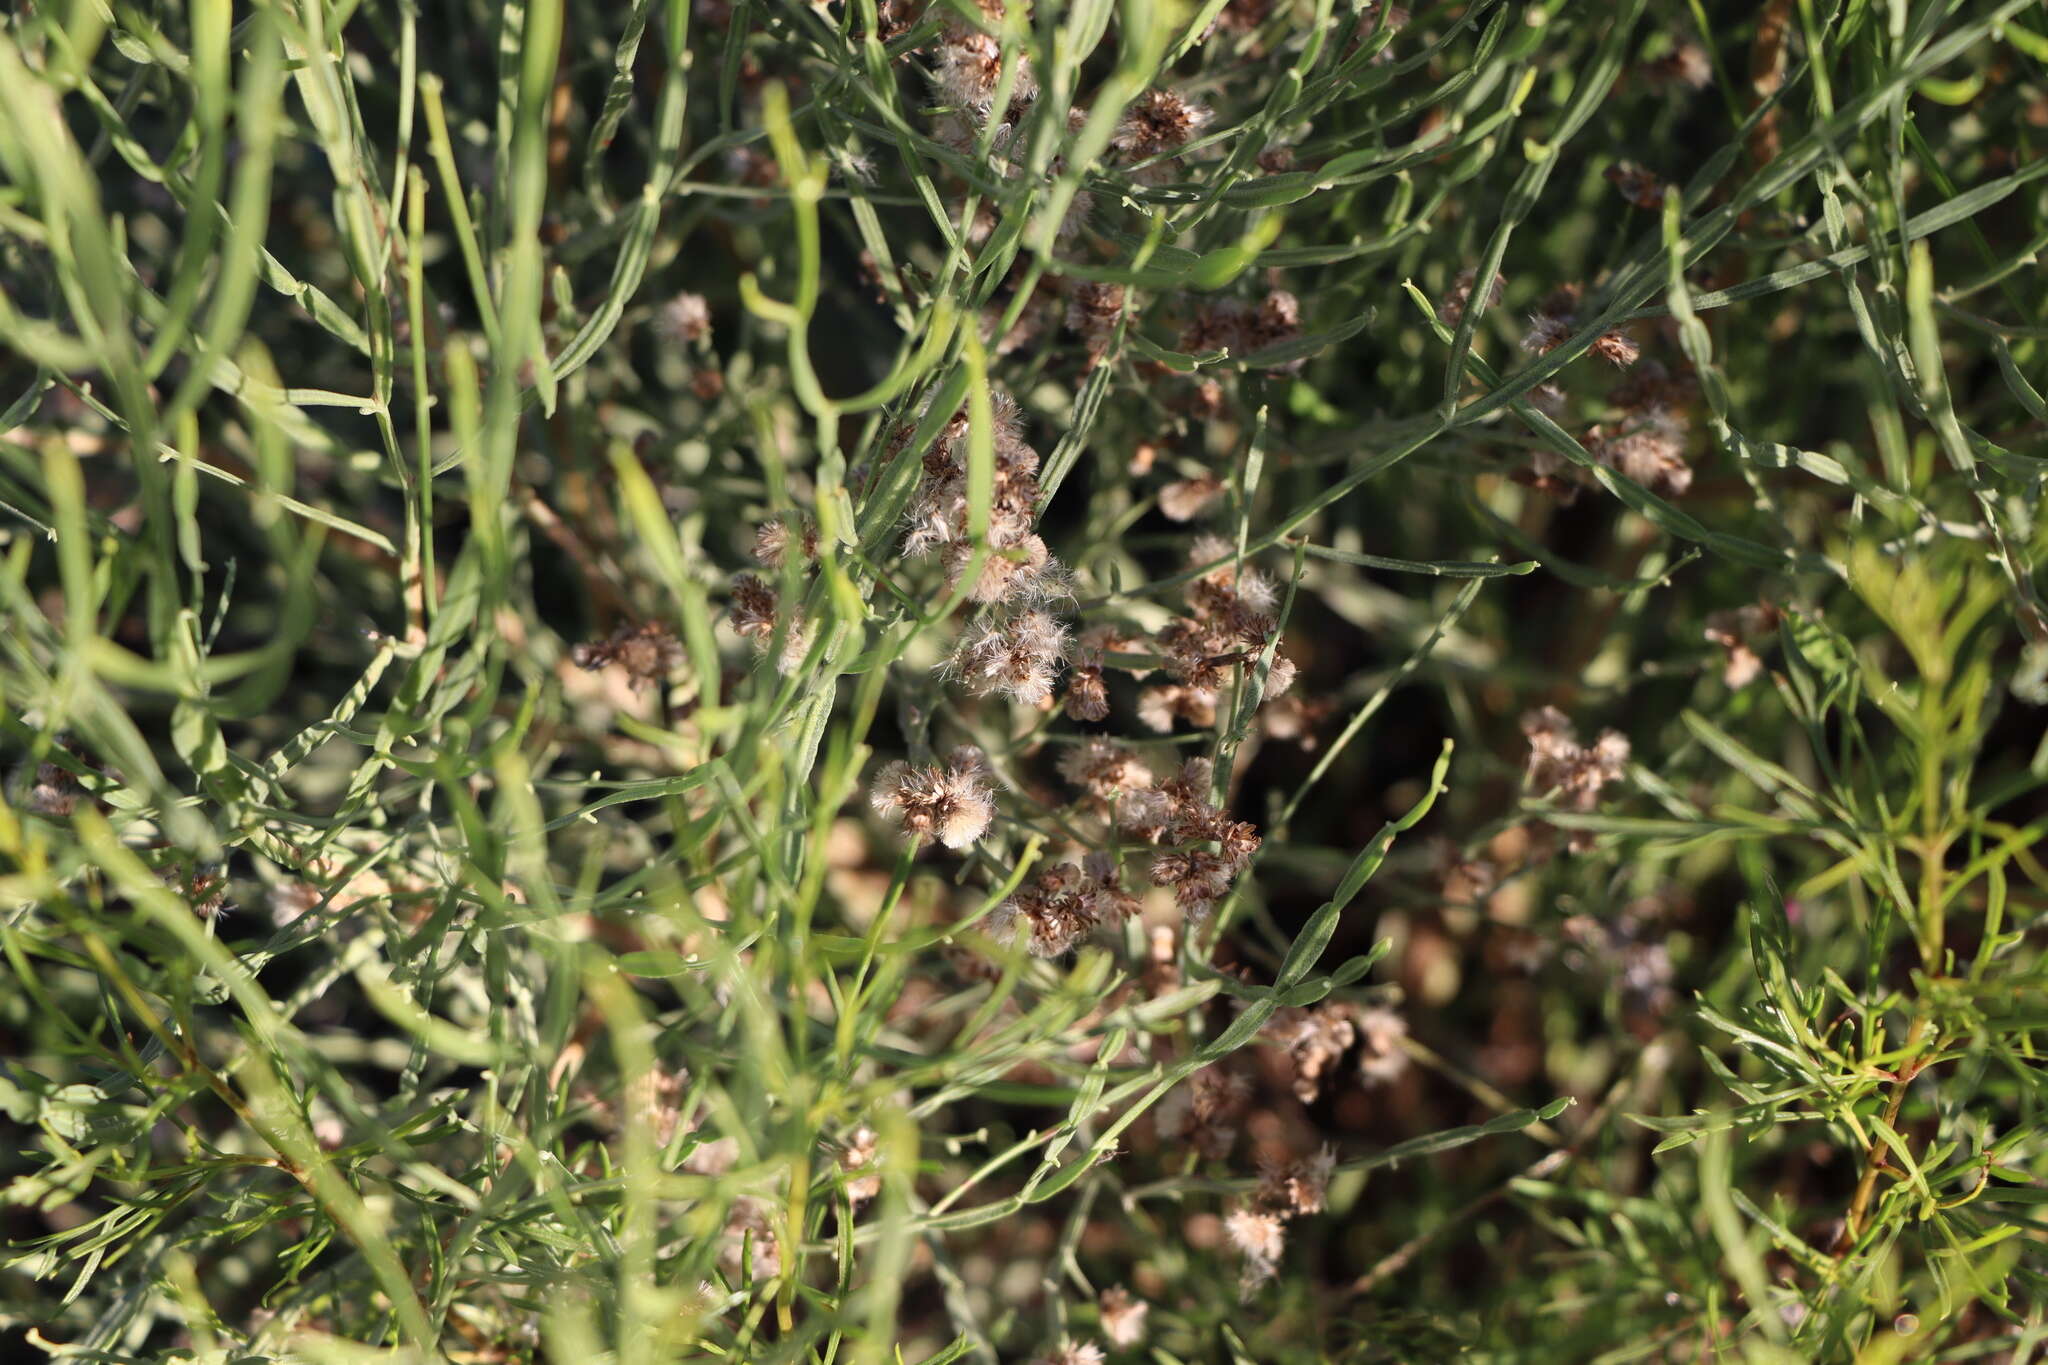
[4,0,2047,1360]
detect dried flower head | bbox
[657,292,712,344]
[1704,602,1780,689]
[1521,311,1573,355]
[1063,660,1111,721]
[953,609,1069,706]
[1522,707,1631,851]
[718,1197,782,1280]
[1524,707,1629,799]
[1033,1342,1105,1365]
[572,622,685,691]
[839,1125,881,1204]
[1130,539,1297,741]
[1587,415,1692,495]
[1591,328,1642,368]
[1155,1066,1253,1160]
[1082,850,1144,924]
[10,743,93,818]
[1149,849,1230,920]
[902,390,1070,605]
[1440,266,1505,327]
[870,747,996,849]
[1642,41,1713,92]
[930,1,1038,117]
[992,856,1136,958]
[170,863,231,919]
[1178,291,1305,370]
[1112,88,1212,164]
[729,574,779,640]
[1521,283,1638,369]
[1098,1287,1149,1347]
[753,517,819,569]
[1258,1144,1338,1216]
[1117,757,1262,919]
[1159,475,1225,523]
[1605,160,1665,209]
[1057,737,1153,801]
[1065,282,1126,366]
[1355,1006,1410,1085]
[992,862,1100,957]
[1224,1204,1287,1289]
[1136,683,1217,733]
[1115,786,1175,842]
[1265,1002,1357,1102]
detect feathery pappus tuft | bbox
[871,747,997,849]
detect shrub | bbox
[2,0,2046,1360]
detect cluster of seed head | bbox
[1135,537,1296,735]
[1507,278,1699,499]
[1178,290,1305,370]
[1587,359,1699,497]
[991,851,1142,957]
[1521,282,1641,369]
[1049,742,1266,924]
[1224,1145,1337,1294]
[1116,756,1261,921]
[1265,1002,1354,1103]
[1155,1065,1254,1161]
[727,510,829,671]
[870,746,997,849]
[902,392,1067,607]
[924,0,1099,244]
[952,608,1070,707]
[1522,706,1631,852]
[1262,1000,1410,1102]
[1063,282,1127,368]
